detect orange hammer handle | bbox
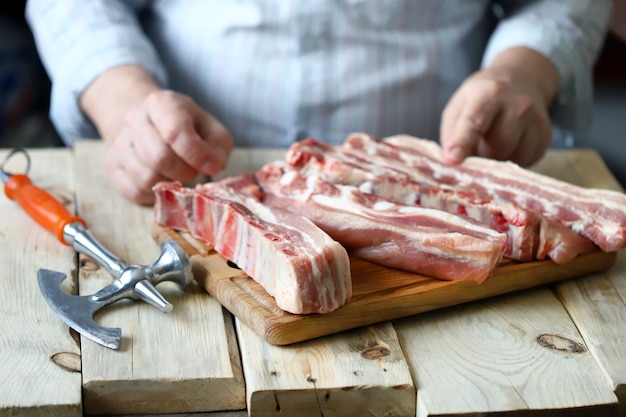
[4,174,86,245]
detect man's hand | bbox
[80,65,233,204]
[440,46,560,167]
[105,90,232,204]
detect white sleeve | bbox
[25,0,168,144]
[483,0,612,147]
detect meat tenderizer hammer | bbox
[1,148,193,349]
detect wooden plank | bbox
[119,412,249,417]
[394,288,619,416]
[156,147,417,416]
[117,410,249,417]
[72,141,245,415]
[156,223,615,345]
[541,149,626,416]
[161,218,617,416]
[237,320,415,417]
[393,149,624,416]
[0,148,82,416]
[152,147,617,345]
[553,254,626,417]
[151,146,625,416]
[606,251,626,417]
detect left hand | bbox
[440,47,559,167]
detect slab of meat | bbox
[343,134,604,254]
[284,138,596,264]
[153,175,352,315]
[256,163,507,283]
[359,133,626,252]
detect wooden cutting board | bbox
[152,224,617,346]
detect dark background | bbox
[590,32,626,187]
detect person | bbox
[25,1,611,205]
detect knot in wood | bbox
[536,334,586,354]
[226,260,241,270]
[361,344,391,360]
[50,352,81,373]
[80,258,99,271]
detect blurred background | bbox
[0,2,624,186]
[0,2,62,149]
[591,5,626,187]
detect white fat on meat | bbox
[376,134,626,253]
[284,137,597,263]
[153,177,352,315]
[257,163,508,283]
[334,134,600,260]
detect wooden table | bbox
[1,141,625,417]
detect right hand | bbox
[439,46,559,168]
[105,90,233,204]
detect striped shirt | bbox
[26,0,611,148]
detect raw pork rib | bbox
[345,133,611,253]
[153,174,352,314]
[364,134,626,252]
[256,163,508,283]
[284,138,596,264]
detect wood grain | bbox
[238,321,415,417]
[153,225,616,346]
[0,148,82,416]
[73,141,245,415]
[394,288,618,416]
[6,144,625,416]
[553,259,626,417]
[542,148,626,417]
[395,148,625,417]
[151,147,625,416]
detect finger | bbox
[441,92,501,165]
[107,130,170,204]
[191,107,233,173]
[130,107,199,181]
[126,133,174,187]
[439,92,464,149]
[147,95,233,175]
[106,160,160,205]
[477,104,527,161]
[507,112,552,167]
[479,94,549,165]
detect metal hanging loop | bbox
[1,148,31,184]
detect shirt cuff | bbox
[50,38,167,145]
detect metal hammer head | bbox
[147,240,194,288]
[37,240,193,349]
[38,269,123,349]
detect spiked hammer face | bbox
[37,269,122,349]
[36,239,193,350]
[2,149,193,349]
